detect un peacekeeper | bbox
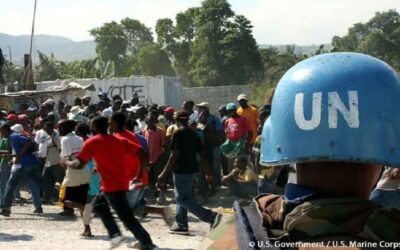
[200,53,400,250]
[256,52,400,248]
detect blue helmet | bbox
[260,52,400,167]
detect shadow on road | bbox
[0,232,33,242]
[15,212,79,221]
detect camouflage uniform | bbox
[201,194,400,250]
[202,53,400,249]
[198,215,239,250]
[255,194,400,243]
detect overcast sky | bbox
[1,0,399,45]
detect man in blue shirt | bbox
[196,102,224,189]
[0,123,56,216]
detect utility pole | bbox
[7,45,12,63]
[26,0,37,90]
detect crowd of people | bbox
[1,53,399,250]
[0,91,275,249]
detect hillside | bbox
[259,44,333,55]
[0,33,96,65]
[0,33,332,66]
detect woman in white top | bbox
[58,119,92,237]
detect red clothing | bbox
[224,116,250,142]
[132,168,149,190]
[77,134,140,193]
[140,168,149,186]
[114,130,140,179]
[18,114,31,132]
[142,128,165,164]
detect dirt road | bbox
[0,189,234,250]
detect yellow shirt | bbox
[144,123,166,131]
[237,106,259,143]
[166,124,179,137]
[237,167,258,183]
[260,168,275,178]
[156,122,166,131]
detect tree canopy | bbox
[332,9,400,71]
[131,43,175,76]
[89,18,154,75]
[156,0,262,86]
[3,4,400,101]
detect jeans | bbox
[92,191,153,247]
[149,155,166,191]
[127,188,146,217]
[26,177,42,209]
[174,173,215,228]
[206,147,222,187]
[43,165,65,200]
[211,147,222,187]
[370,188,400,209]
[0,163,11,200]
[226,180,257,198]
[0,164,23,200]
[258,172,284,195]
[43,165,65,187]
[1,164,56,209]
[197,160,208,199]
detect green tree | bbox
[2,60,25,84]
[156,8,198,86]
[90,18,154,75]
[221,15,263,85]
[120,18,153,55]
[35,51,66,81]
[189,0,234,86]
[251,48,306,105]
[34,51,116,81]
[63,58,116,79]
[90,21,127,65]
[332,9,400,71]
[157,1,262,86]
[132,43,175,76]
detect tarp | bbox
[0,81,95,97]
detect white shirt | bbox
[45,131,61,167]
[101,107,113,118]
[135,119,147,133]
[61,132,90,187]
[376,167,400,190]
[60,132,83,158]
[35,129,49,158]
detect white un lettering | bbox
[294,91,359,130]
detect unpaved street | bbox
[0,189,234,250]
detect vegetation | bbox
[2,3,400,106]
[332,9,400,72]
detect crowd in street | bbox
[0,91,275,249]
[1,53,400,250]
[2,66,400,250]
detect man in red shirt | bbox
[61,116,157,250]
[111,114,141,180]
[222,103,252,171]
[224,103,252,146]
[110,112,174,227]
[142,111,167,204]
